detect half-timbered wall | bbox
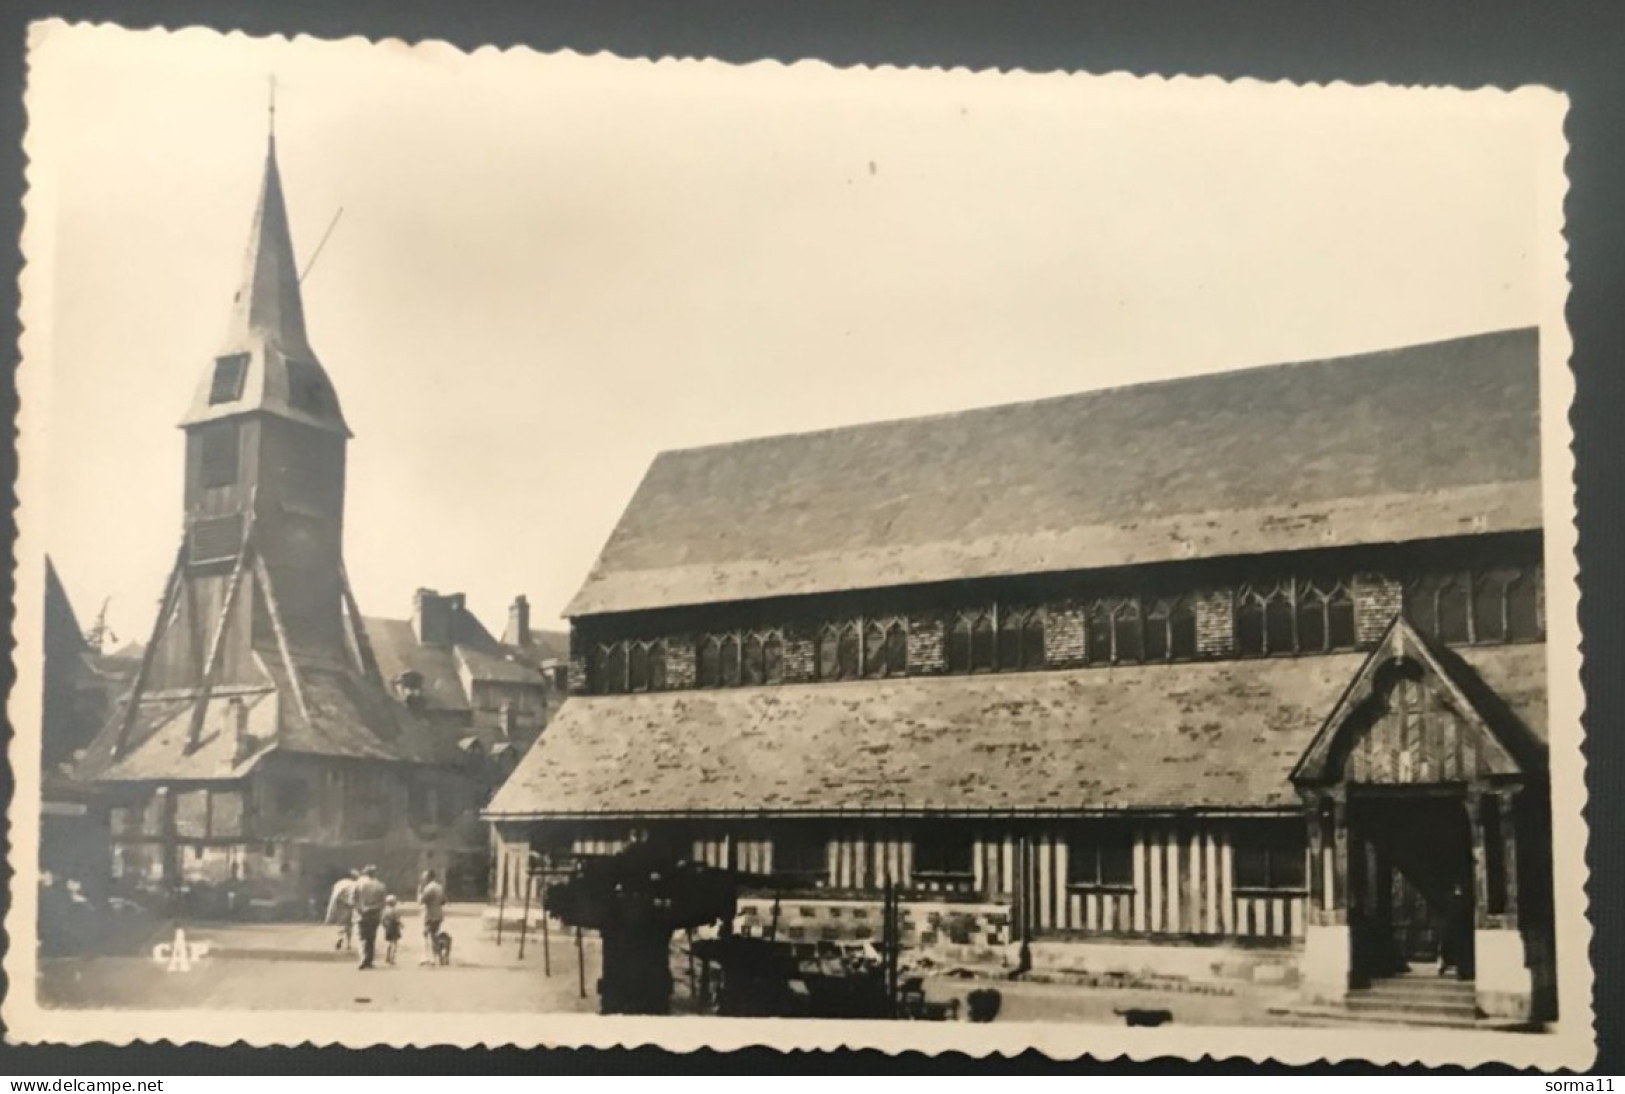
[509,817,1310,944]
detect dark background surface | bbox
[0,0,1621,1076]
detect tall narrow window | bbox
[1020,612,1046,669]
[1436,575,1471,644]
[1145,599,1172,662]
[885,622,908,675]
[947,616,973,673]
[628,643,650,692]
[837,624,861,680]
[1236,588,1265,656]
[970,614,996,672]
[698,636,722,688]
[1296,582,1331,653]
[818,626,843,680]
[743,634,766,685]
[863,621,889,678]
[1474,571,1511,643]
[1506,572,1540,641]
[198,423,240,488]
[1170,598,1198,659]
[997,611,1023,671]
[1264,583,1295,655]
[1327,583,1357,649]
[648,641,668,691]
[720,634,743,687]
[763,633,784,683]
[209,353,249,404]
[605,643,628,694]
[1111,600,1144,663]
[1086,603,1114,665]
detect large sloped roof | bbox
[567,328,1541,616]
[76,647,460,784]
[486,644,1545,819]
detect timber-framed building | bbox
[487,328,1554,1021]
[72,131,495,916]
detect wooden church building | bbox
[487,328,1555,1022]
[74,129,490,917]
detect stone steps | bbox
[1344,975,1480,1021]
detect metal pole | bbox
[576,925,587,999]
[542,891,552,976]
[685,927,695,1005]
[518,873,532,959]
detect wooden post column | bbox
[1330,794,1349,927]
[1497,788,1521,928]
[1468,790,1490,929]
[1306,803,1325,924]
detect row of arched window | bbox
[1404,568,1541,646]
[1085,597,1199,665]
[589,639,669,694]
[817,619,908,681]
[585,568,1543,693]
[697,631,787,688]
[946,608,1045,673]
[1234,579,1358,657]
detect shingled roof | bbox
[487,644,1544,819]
[567,328,1541,616]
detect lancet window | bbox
[592,639,670,694]
[1235,578,1357,656]
[819,618,906,681]
[946,607,1043,673]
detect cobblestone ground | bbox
[38,902,1322,1026]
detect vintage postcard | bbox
[5,20,1591,1068]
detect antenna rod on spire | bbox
[268,74,277,138]
[299,206,345,285]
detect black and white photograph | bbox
[4,20,1588,1068]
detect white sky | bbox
[25,24,1544,642]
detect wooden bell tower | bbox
[111,124,382,759]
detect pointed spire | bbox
[227,114,312,359]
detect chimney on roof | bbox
[506,595,531,647]
[412,588,458,646]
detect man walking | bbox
[353,865,388,970]
[418,869,446,967]
[325,869,359,951]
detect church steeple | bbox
[231,128,310,358]
[179,123,349,436]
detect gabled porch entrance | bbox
[1290,615,1550,1023]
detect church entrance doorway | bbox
[1348,792,1475,985]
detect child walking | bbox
[381,895,403,965]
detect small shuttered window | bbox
[189,513,244,565]
[198,423,240,488]
[209,354,249,404]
